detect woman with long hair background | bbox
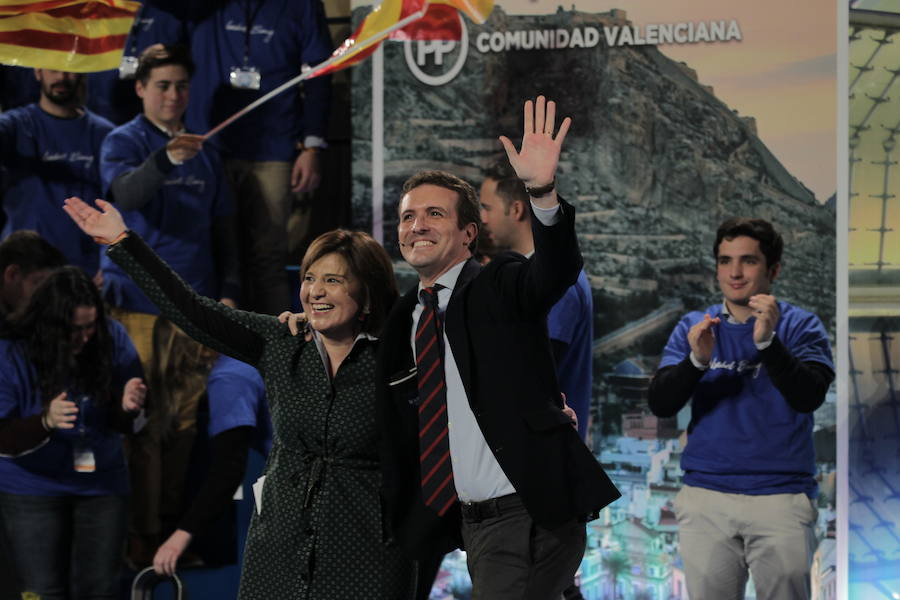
[0,266,146,599]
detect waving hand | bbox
[499,95,571,206]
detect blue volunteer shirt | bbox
[186,0,333,160]
[99,115,234,315]
[0,320,143,496]
[86,0,189,125]
[207,355,272,456]
[659,301,834,497]
[547,269,593,441]
[0,104,113,273]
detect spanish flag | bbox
[0,0,140,73]
[311,0,493,77]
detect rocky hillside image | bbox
[351,6,836,375]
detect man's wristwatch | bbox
[524,177,555,198]
[295,142,321,154]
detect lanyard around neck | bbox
[126,3,145,56]
[241,0,266,67]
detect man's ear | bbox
[3,264,21,286]
[768,262,781,283]
[135,79,146,99]
[512,199,528,222]
[464,222,478,247]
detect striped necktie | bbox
[415,286,457,516]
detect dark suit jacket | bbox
[377,197,621,558]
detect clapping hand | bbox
[43,392,77,430]
[748,294,780,345]
[687,314,720,366]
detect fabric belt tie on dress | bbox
[286,449,379,507]
[460,493,522,523]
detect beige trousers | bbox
[673,484,818,600]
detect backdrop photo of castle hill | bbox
[350,1,837,598]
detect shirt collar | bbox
[142,114,185,138]
[719,301,744,324]
[417,259,468,303]
[310,329,377,379]
[311,329,378,344]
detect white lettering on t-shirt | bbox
[709,357,762,378]
[225,20,275,43]
[41,151,94,168]
[163,175,206,193]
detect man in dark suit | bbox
[378,96,620,599]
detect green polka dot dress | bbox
[108,234,415,599]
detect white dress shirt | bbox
[408,201,560,502]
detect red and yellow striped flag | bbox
[0,0,140,73]
[311,0,493,77]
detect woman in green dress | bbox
[64,197,415,599]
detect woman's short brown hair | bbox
[300,230,399,336]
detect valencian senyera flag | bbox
[310,0,494,78]
[0,0,140,73]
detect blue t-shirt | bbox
[86,0,189,125]
[547,269,593,441]
[185,0,333,160]
[99,115,233,314]
[658,301,834,497]
[0,320,143,496]
[0,104,113,274]
[207,355,271,456]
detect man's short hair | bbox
[0,231,66,279]
[713,217,784,268]
[484,157,528,213]
[135,44,195,85]
[401,170,480,251]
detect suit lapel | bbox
[383,287,419,407]
[445,258,482,397]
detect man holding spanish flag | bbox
[186,0,334,316]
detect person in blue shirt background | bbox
[151,334,271,575]
[99,43,240,366]
[0,266,145,599]
[86,0,190,126]
[1,1,188,124]
[479,158,594,442]
[0,69,113,275]
[187,0,333,315]
[99,44,241,567]
[648,217,835,600]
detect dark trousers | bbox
[461,494,586,600]
[0,493,127,600]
